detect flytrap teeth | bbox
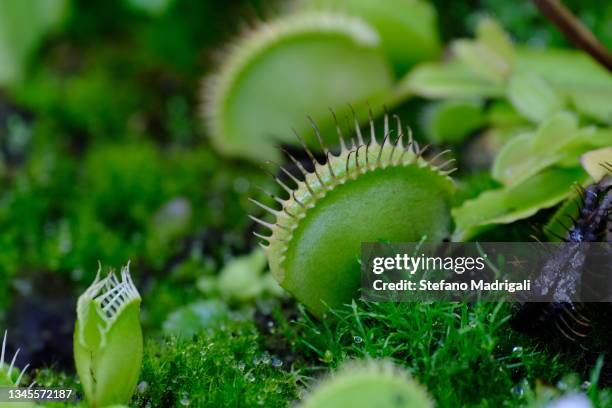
[1,330,31,387]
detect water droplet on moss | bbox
[180,393,191,406]
[511,384,525,397]
[353,335,363,344]
[512,346,523,355]
[137,381,148,394]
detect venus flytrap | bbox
[74,264,142,408]
[252,113,455,317]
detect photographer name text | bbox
[372,279,532,293]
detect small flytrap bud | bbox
[74,263,142,408]
[299,359,433,408]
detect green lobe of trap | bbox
[275,155,453,317]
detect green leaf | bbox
[485,101,528,128]
[507,71,564,122]
[404,60,505,99]
[492,131,539,184]
[515,47,612,123]
[515,47,612,91]
[476,18,514,66]
[452,18,514,82]
[551,127,611,168]
[407,25,612,125]
[491,112,606,186]
[423,99,485,144]
[0,0,68,86]
[298,0,441,75]
[453,167,588,240]
[532,111,578,152]
[405,17,514,100]
[560,127,612,156]
[570,90,612,124]
[452,40,504,82]
[216,248,281,301]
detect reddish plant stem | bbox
[533,0,612,72]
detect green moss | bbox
[136,319,300,407]
[0,139,259,286]
[281,300,599,407]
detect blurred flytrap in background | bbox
[202,0,441,161]
[0,0,611,407]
